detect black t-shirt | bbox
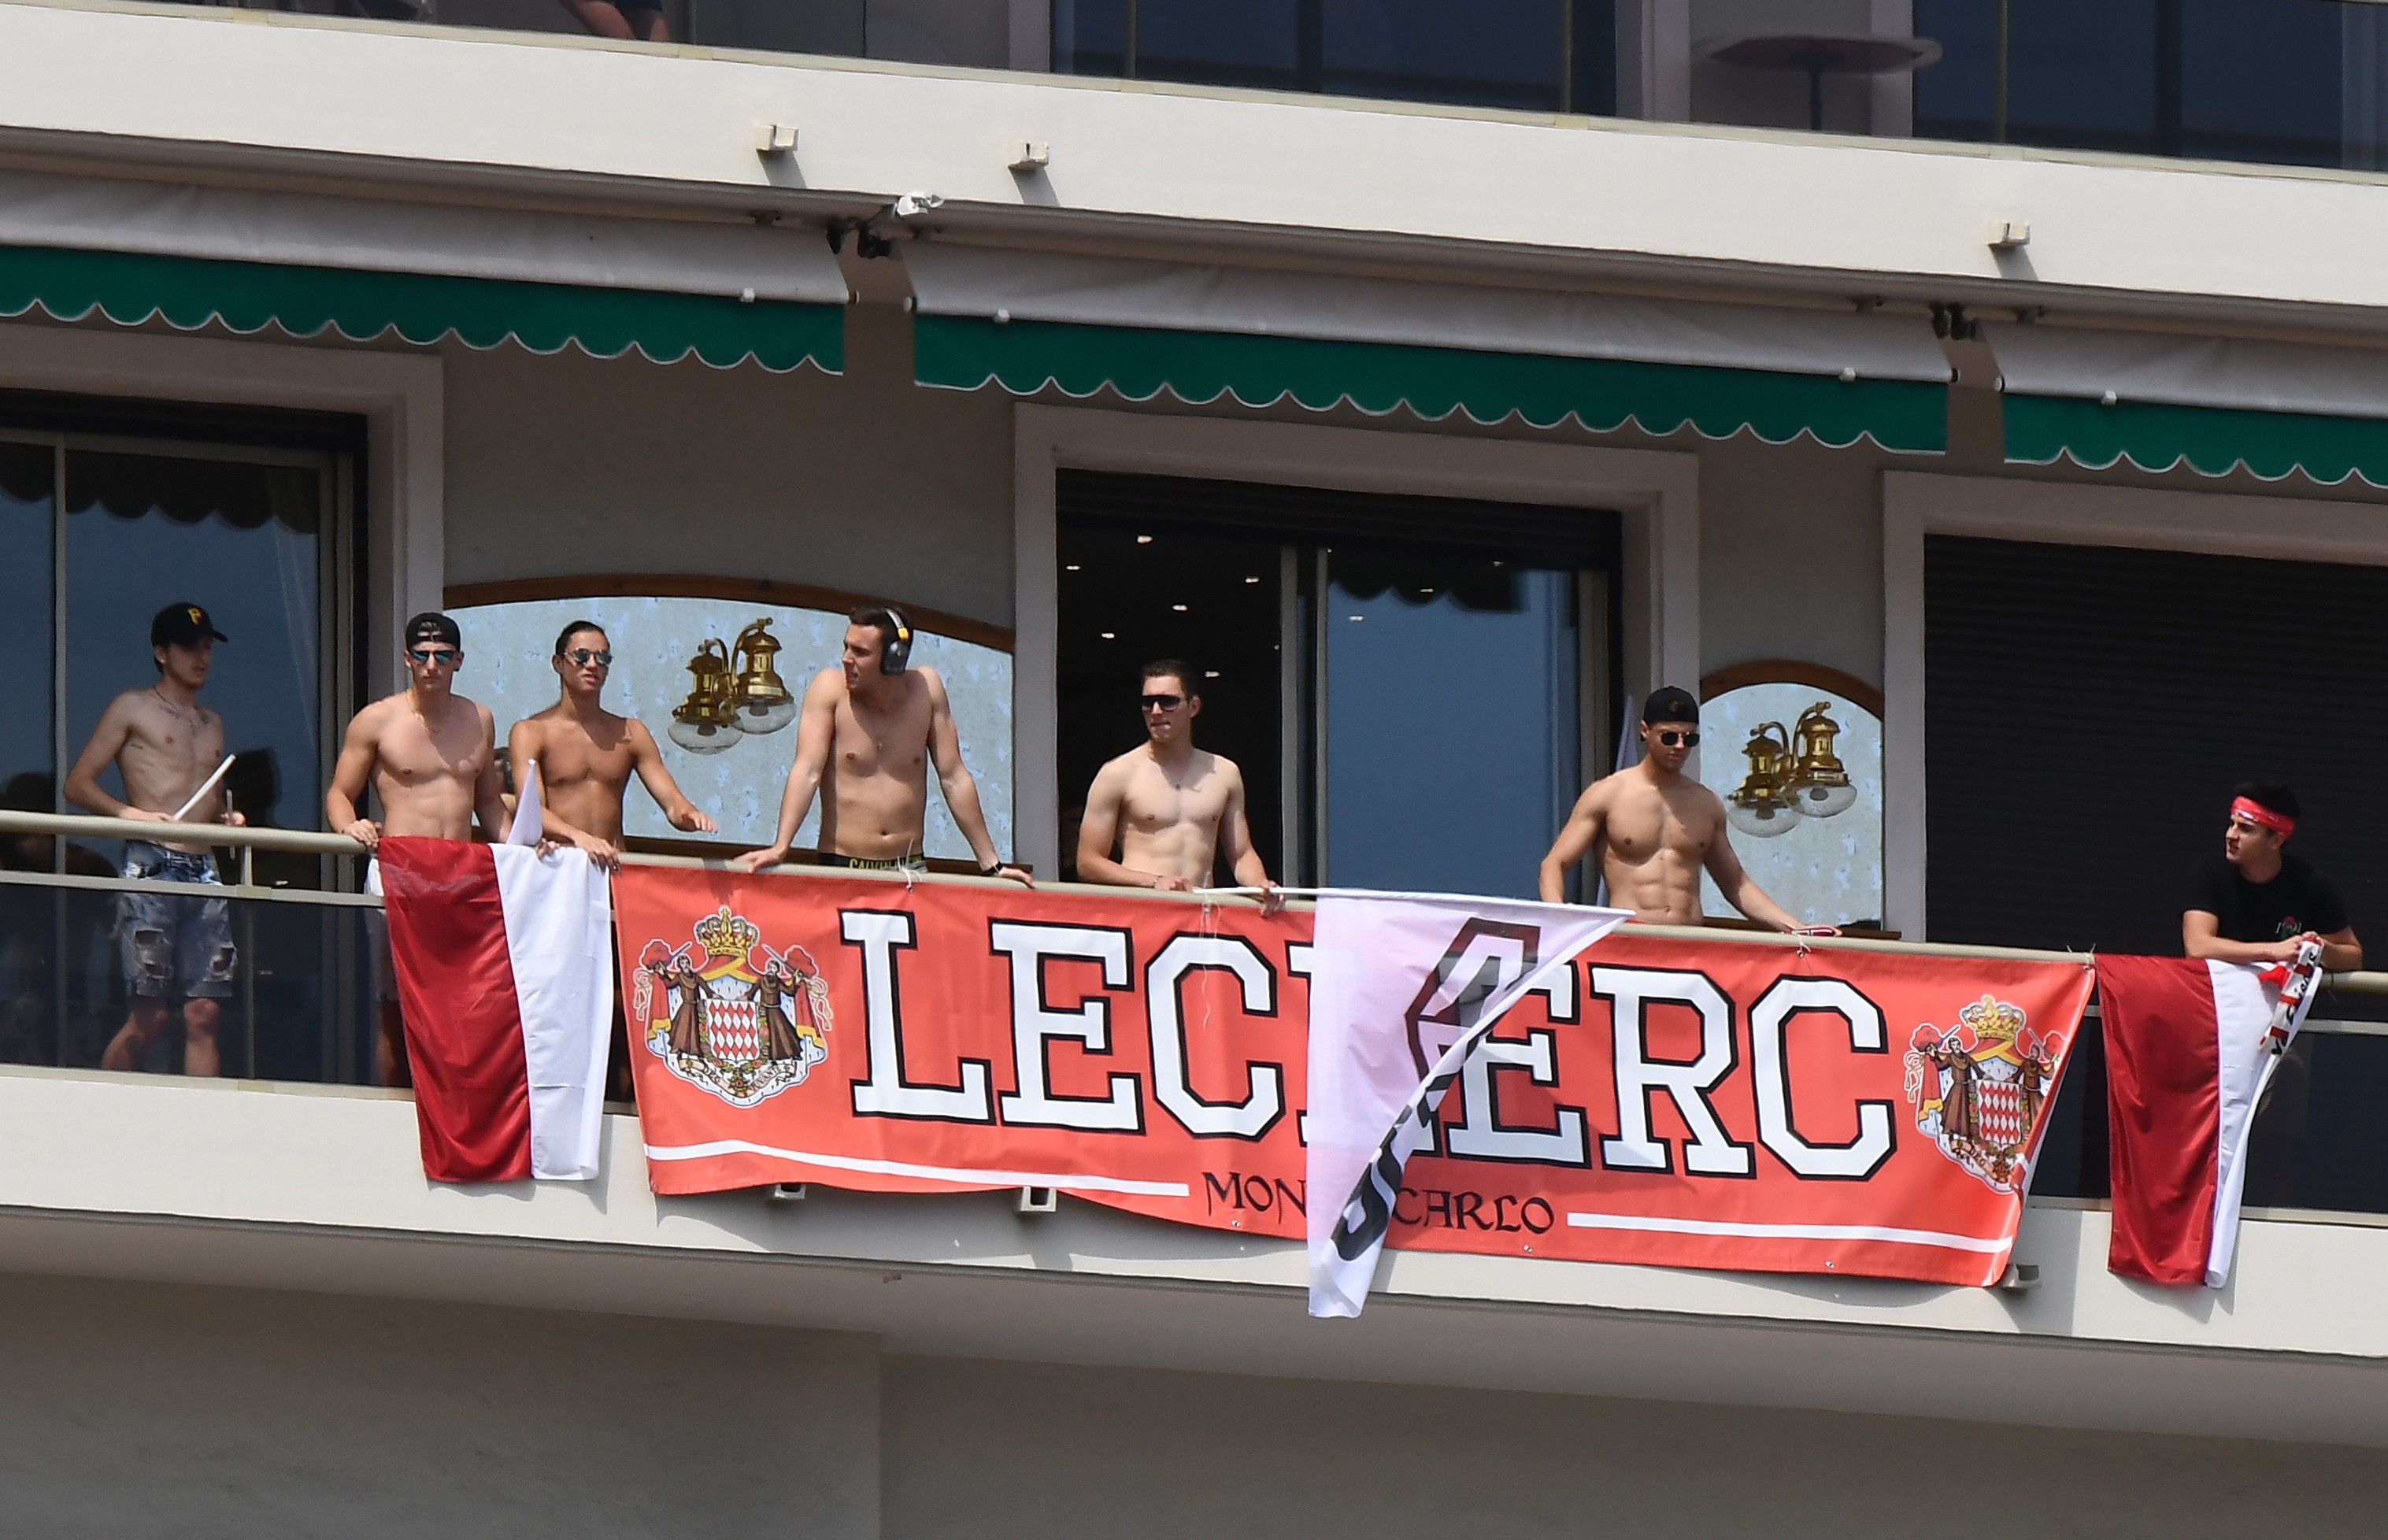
[2188,852,2350,944]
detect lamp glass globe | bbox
[1797,780,1859,818]
[735,698,801,735]
[668,718,738,756]
[1727,799,1802,839]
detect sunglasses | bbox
[1140,693,1186,711]
[564,648,613,668]
[1655,728,1701,747]
[407,648,461,667]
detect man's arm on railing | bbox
[1538,783,1607,904]
[1076,757,1168,891]
[1702,829,1805,935]
[472,702,510,843]
[326,707,383,850]
[62,696,161,824]
[733,673,838,873]
[2185,909,2302,966]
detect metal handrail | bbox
[6,809,2388,994]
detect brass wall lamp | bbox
[668,638,740,755]
[1727,702,1856,838]
[668,619,800,753]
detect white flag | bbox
[1305,890,1630,1317]
[506,757,544,846]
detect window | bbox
[0,400,361,1076]
[1056,472,1617,898]
[1914,0,2353,168]
[1053,0,1618,115]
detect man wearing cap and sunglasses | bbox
[509,619,717,871]
[735,605,1030,885]
[328,611,512,1084]
[64,602,246,1076]
[2184,782,2361,971]
[1076,660,1282,913]
[1538,686,1822,933]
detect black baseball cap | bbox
[1642,686,1700,726]
[404,612,463,650]
[151,602,228,649]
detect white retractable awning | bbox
[1987,321,2388,484]
[0,168,848,370]
[904,242,1952,451]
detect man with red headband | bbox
[2184,782,2361,971]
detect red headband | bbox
[2231,797,2296,838]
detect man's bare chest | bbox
[1125,768,1225,831]
[1607,799,1714,862]
[534,728,632,788]
[835,709,927,778]
[381,720,483,786]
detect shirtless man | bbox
[1538,686,1818,931]
[734,605,1030,884]
[1076,661,1281,913]
[509,620,718,868]
[63,603,246,1076]
[327,612,511,1083]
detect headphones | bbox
[875,605,915,674]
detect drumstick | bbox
[169,755,236,823]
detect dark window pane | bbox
[1916,0,2353,168]
[1053,0,1129,73]
[2179,0,2340,168]
[64,453,324,855]
[1136,0,1302,89]
[1057,524,1285,883]
[1324,553,1576,898]
[1915,0,2158,154]
[1320,0,1565,111]
[1057,0,1609,114]
[0,443,53,833]
[0,883,373,1079]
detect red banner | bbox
[615,866,2094,1286]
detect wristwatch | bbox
[979,860,1002,878]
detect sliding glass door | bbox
[1057,471,1616,900]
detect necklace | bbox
[152,686,202,732]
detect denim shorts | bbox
[117,841,236,1001]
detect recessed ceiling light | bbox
[1245,576,1260,584]
[1100,631,1116,639]
[1135,535,1153,545]
[1348,615,1364,622]
[1065,564,1081,572]
[1204,670,1220,678]
[1172,603,1188,612]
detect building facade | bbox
[2,0,2388,1531]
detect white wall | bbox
[883,1354,2388,1539]
[1698,432,1887,687]
[440,309,1017,628]
[6,1269,2382,1538]
[0,1274,880,1539]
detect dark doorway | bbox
[1056,471,1619,898]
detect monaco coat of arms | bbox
[631,906,832,1106]
[1902,994,2064,1194]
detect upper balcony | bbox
[84,0,2388,183]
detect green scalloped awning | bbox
[0,244,844,372]
[916,314,1946,452]
[2005,393,2388,486]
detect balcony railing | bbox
[6,806,2386,1224]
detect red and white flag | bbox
[2097,952,2320,1286]
[376,836,613,1183]
[1306,890,1630,1317]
